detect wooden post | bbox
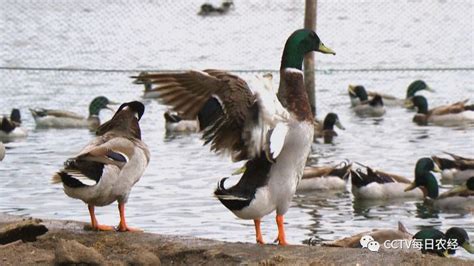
[304,0,317,117]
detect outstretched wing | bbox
[134,70,289,162]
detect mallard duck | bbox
[133,29,335,245]
[405,159,473,212]
[432,152,474,184]
[0,142,5,161]
[30,96,115,130]
[350,160,433,200]
[366,80,433,107]
[163,111,199,133]
[0,109,28,141]
[297,161,351,191]
[413,227,474,256]
[313,113,345,144]
[407,95,474,126]
[198,0,234,16]
[324,222,412,248]
[348,85,385,117]
[52,101,150,231]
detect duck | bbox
[133,71,158,99]
[324,222,412,248]
[297,160,352,191]
[366,80,433,107]
[0,109,28,141]
[52,101,150,232]
[405,159,474,212]
[198,0,234,16]
[432,152,474,184]
[413,227,474,256]
[133,29,335,245]
[407,95,474,126]
[347,85,385,117]
[313,113,345,144]
[163,111,199,133]
[0,142,5,161]
[350,160,432,200]
[30,96,116,130]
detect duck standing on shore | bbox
[133,29,335,245]
[52,101,150,232]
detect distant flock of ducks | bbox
[1,28,473,256]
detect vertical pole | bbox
[304,0,317,117]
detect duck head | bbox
[406,95,429,114]
[89,96,116,116]
[280,29,335,70]
[405,157,441,199]
[369,94,384,107]
[96,101,145,139]
[10,109,21,125]
[323,113,345,130]
[133,72,153,92]
[445,227,474,254]
[406,80,433,99]
[348,85,369,101]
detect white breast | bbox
[267,121,314,215]
[352,182,424,200]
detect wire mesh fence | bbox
[1,0,473,114]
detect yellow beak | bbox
[348,85,356,95]
[463,242,474,254]
[404,99,415,108]
[432,163,442,173]
[404,182,417,192]
[318,42,336,55]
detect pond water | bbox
[0,0,473,260]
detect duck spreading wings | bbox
[134,29,335,245]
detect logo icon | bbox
[360,235,380,252]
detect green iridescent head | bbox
[405,158,441,199]
[406,80,433,98]
[280,29,335,70]
[89,96,114,116]
[409,95,429,114]
[445,227,474,254]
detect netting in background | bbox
[1,0,473,113]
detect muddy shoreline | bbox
[0,214,471,265]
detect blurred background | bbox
[0,0,473,259]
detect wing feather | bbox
[133,71,288,162]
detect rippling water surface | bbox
[0,0,473,260]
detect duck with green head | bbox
[347,85,385,117]
[134,29,335,245]
[350,159,432,200]
[365,80,434,107]
[30,96,116,130]
[413,227,474,256]
[407,95,474,126]
[313,113,345,144]
[405,158,474,212]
